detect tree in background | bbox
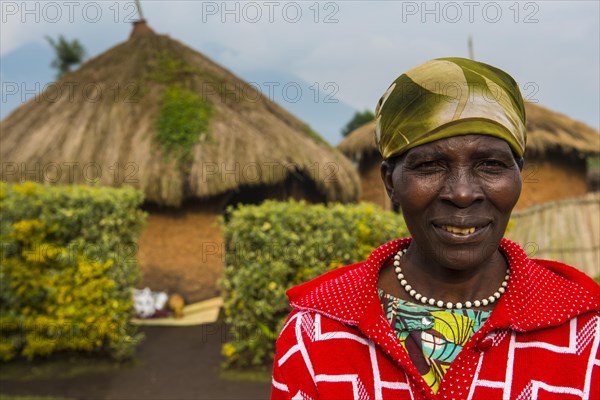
[45,35,86,79]
[341,109,375,137]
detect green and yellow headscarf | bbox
[375,57,527,159]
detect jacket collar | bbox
[288,237,600,333]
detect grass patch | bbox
[302,124,331,148]
[0,353,139,382]
[0,396,72,400]
[218,368,272,383]
[156,85,213,168]
[147,50,198,84]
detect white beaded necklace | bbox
[393,248,509,309]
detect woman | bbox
[271,58,600,400]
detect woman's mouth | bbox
[432,222,492,242]
[439,225,477,235]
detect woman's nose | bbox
[439,169,484,207]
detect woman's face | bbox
[381,135,522,270]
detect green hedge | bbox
[221,200,408,369]
[0,181,146,362]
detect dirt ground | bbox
[0,323,271,400]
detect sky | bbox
[1,0,599,144]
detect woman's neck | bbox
[377,242,509,311]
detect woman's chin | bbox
[418,236,502,272]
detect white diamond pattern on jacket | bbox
[277,312,413,400]
[467,315,600,400]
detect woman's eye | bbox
[414,161,444,171]
[478,160,506,170]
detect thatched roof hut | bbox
[524,103,599,159]
[338,102,600,210]
[1,21,360,302]
[1,21,358,206]
[337,120,391,210]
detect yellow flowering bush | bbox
[0,181,146,362]
[221,200,408,369]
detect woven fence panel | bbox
[509,192,599,278]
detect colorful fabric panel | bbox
[378,288,491,394]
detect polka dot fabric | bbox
[272,238,600,400]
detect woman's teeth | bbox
[442,226,476,235]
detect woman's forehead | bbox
[404,135,513,158]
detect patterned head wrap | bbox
[375,57,527,159]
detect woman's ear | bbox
[511,150,524,172]
[381,159,395,200]
[516,157,524,171]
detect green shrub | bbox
[221,200,408,369]
[0,181,146,362]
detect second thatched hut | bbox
[338,102,599,211]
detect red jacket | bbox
[271,238,600,399]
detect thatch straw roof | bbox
[524,103,599,158]
[1,22,359,206]
[338,103,599,162]
[337,120,377,162]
